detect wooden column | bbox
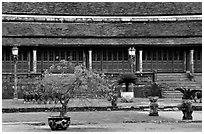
[190,49,194,73]
[89,49,92,71]
[139,50,143,72]
[33,50,37,73]
[27,50,31,73]
[183,51,186,72]
[83,49,86,67]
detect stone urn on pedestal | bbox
[175,88,201,120]
[148,96,159,116]
[144,82,163,116]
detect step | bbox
[162,92,183,98]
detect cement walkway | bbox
[2,111,202,132]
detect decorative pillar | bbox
[190,49,194,73]
[33,50,37,73]
[139,50,143,72]
[89,49,92,71]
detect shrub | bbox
[142,82,163,98]
[117,73,137,92]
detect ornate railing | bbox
[104,72,155,84]
[2,73,42,99]
[2,72,156,99]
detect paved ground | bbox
[2,98,202,132]
[2,111,202,132]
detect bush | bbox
[142,82,163,98]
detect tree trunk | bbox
[60,100,69,117]
[125,83,129,92]
[60,104,67,117]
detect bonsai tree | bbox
[38,60,115,130]
[175,87,201,120]
[117,73,137,92]
[39,60,76,116]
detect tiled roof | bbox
[2,2,202,16]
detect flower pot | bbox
[48,116,71,131]
[121,91,134,102]
[179,99,193,120]
[148,96,159,116]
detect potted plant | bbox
[175,88,201,120]
[39,60,76,130]
[117,73,137,102]
[38,61,114,130]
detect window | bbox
[92,51,96,61]
[124,50,128,60]
[44,51,48,61]
[118,51,122,61]
[147,51,151,60]
[6,51,10,61]
[67,51,71,60]
[158,50,162,60]
[49,51,54,61]
[179,51,183,60]
[142,51,145,60]
[37,51,41,61]
[163,50,167,60]
[108,51,112,61]
[2,51,5,61]
[197,51,201,60]
[174,51,178,60]
[55,51,59,61]
[97,52,101,61]
[103,51,107,61]
[78,51,83,61]
[72,51,76,61]
[113,51,117,61]
[153,50,156,60]
[61,51,65,60]
[168,51,172,60]
[23,51,27,61]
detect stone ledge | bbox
[2,105,202,113]
[3,122,46,126]
[2,15,202,22]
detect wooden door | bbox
[2,48,12,73]
[17,49,29,73]
[92,50,102,72]
[173,50,184,72]
[194,49,202,72]
[123,49,130,73]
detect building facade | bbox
[2,2,202,74]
